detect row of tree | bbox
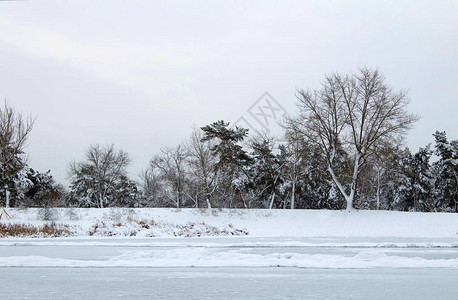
[1,68,456,212]
[136,122,457,212]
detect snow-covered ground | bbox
[1,236,457,299]
[1,237,457,268]
[2,207,458,238]
[1,208,457,299]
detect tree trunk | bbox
[269,193,275,209]
[99,193,104,208]
[327,153,360,212]
[205,188,212,210]
[239,191,247,208]
[291,180,295,209]
[455,173,458,213]
[376,168,381,210]
[5,185,10,208]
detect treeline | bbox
[1,119,456,212]
[1,68,457,212]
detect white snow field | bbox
[2,208,458,237]
[1,208,457,299]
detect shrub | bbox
[37,207,60,221]
[0,222,72,237]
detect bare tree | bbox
[283,130,303,209]
[68,144,131,208]
[149,145,188,208]
[140,166,164,205]
[186,127,218,209]
[0,101,35,208]
[287,68,419,211]
[364,142,399,210]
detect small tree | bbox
[286,68,418,211]
[22,168,64,207]
[68,144,134,208]
[0,101,35,208]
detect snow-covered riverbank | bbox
[1,208,457,238]
[2,209,457,299]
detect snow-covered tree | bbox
[0,101,35,207]
[401,146,435,212]
[379,147,433,212]
[282,127,341,210]
[390,148,415,211]
[110,174,141,207]
[358,144,408,210]
[0,165,34,207]
[22,168,65,207]
[433,131,458,212]
[247,135,284,208]
[201,120,253,208]
[286,68,418,211]
[68,144,138,208]
[282,131,302,209]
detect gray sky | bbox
[0,0,457,185]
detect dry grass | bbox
[0,222,73,238]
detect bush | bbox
[37,206,59,221]
[0,222,72,237]
[65,207,81,220]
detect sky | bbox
[0,0,457,186]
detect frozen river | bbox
[1,237,457,299]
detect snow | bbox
[1,239,457,248]
[1,208,457,298]
[2,207,458,238]
[2,208,457,268]
[0,244,456,268]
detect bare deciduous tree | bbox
[68,144,131,208]
[186,127,218,209]
[287,68,419,211]
[140,166,163,205]
[149,145,188,208]
[0,101,35,208]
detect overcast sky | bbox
[1,0,457,185]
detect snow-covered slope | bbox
[2,208,457,238]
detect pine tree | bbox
[385,147,413,211]
[201,121,253,208]
[23,168,60,207]
[410,146,434,211]
[248,136,283,208]
[433,131,458,212]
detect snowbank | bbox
[2,248,457,268]
[1,208,457,238]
